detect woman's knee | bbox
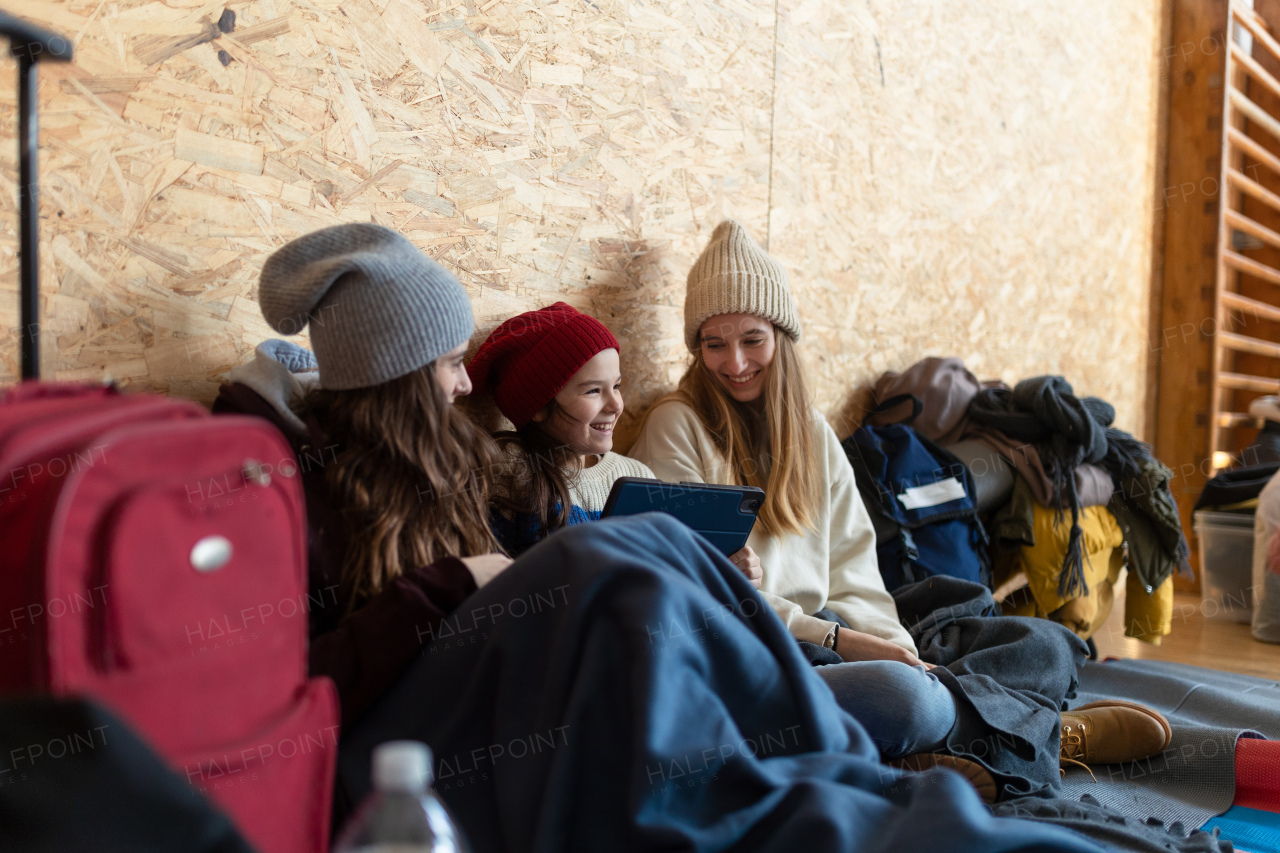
[818,661,957,755]
[822,660,947,709]
[869,660,949,704]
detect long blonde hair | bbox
[299,366,503,608]
[661,330,820,537]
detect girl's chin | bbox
[566,436,612,458]
[721,384,763,403]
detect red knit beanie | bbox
[468,303,620,428]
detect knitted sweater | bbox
[492,451,655,555]
[630,399,916,654]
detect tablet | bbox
[600,477,764,556]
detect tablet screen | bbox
[601,477,763,555]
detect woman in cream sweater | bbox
[631,220,1171,779]
[629,223,947,760]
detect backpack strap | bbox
[843,433,891,512]
[868,393,923,426]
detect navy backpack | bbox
[842,395,990,592]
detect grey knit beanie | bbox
[258,223,474,390]
[683,219,800,351]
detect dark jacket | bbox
[1108,458,1191,593]
[213,379,476,728]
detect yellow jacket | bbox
[995,501,1173,644]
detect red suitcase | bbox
[0,381,338,853]
[2,12,336,850]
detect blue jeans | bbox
[816,660,957,758]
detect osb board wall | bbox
[0,0,1162,443]
[770,1,1164,437]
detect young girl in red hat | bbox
[467,303,652,556]
[469,301,762,590]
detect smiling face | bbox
[433,340,473,404]
[698,313,776,404]
[533,349,623,463]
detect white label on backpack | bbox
[897,477,966,510]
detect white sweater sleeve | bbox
[818,422,918,653]
[629,401,713,485]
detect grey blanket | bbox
[1060,659,1280,831]
[893,575,1088,800]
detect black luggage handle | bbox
[0,12,74,60]
[0,11,72,381]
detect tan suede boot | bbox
[889,754,998,804]
[1060,700,1172,766]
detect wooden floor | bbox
[1092,591,1280,681]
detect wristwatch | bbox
[822,625,839,650]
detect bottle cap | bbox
[372,741,433,792]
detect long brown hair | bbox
[660,330,820,537]
[299,366,502,607]
[490,403,582,535]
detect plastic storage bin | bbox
[1193,510,1255,623]
[1252,473,1280,643]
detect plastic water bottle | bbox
[333,741,471,853]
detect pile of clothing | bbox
[864,358,1191,644]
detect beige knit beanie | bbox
[683,219,801,351]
